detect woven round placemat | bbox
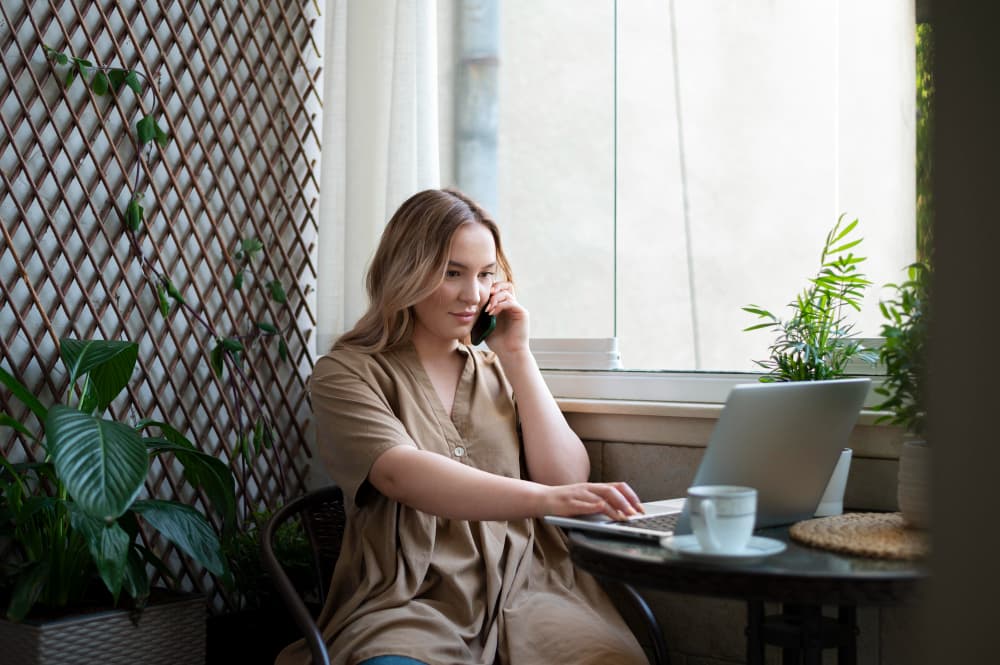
[789,512,928,560]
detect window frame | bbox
[542,367,887,410]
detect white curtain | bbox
[316,0,441,355]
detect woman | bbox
[279,189,649,665]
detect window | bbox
[439,1,916,377]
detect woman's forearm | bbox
[370,445,548,520]
[369,445,640,521]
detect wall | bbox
[564,403,921,664]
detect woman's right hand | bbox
[542,481,645,521]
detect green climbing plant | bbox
[40,45,295,515]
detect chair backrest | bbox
[261,484,346,665]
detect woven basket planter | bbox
[0,592,205,665]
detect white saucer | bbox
[659,534,787,563]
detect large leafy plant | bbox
[743,215,877,381]
[874,262,930,438]
[0,338,236,621]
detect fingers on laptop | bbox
[551,482,643,520]
[592,482,643,520]
[610,481,644,514]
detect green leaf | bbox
[742,306,773,318]
[125,197,144,232]
[16,494,60,524]
[65,67,77,88]
[132,499,228,576]
[71,59,91,89]
[121,547,151,600]
[73,59,91,83]
[91,71,109,96]
[221,337,244,353]
[253,419,264,455]
[826,238,863,255]
[60,338,138,411]
[241,237,264,255]
[143,430,237,537]
[108,68,127,92]
[278,338,288,361]
[124,70,143,95]
[156,282,170,318]
[268,280,287,304]
[0,365,48,422]
[136,114,156,144]
[136,419,192,448]
[5,561,50,621]
[69,504,130,600]
[210,342,225,379]
[240,433,253,464]
[257,321,279,334]
[165,279,186,305]
[829,217,859,244]
[0,413,37,442]
[0,448,22,474]
[43,45,69,66]
[232,269,244,291]
[46,405,148,521]
[8,461,58,489]
[135,542,177,584]
[153,121,169,148]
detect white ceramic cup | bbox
[687,485,757,554]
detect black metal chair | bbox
[261,484,669,665]
[261,484,345,665]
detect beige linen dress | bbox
[276,342,647,665]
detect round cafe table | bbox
[567,524,926,665]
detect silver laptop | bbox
[544,378,871,541]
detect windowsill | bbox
[556,397,887,426]
[555,397,903,460]
[542,368,887,407]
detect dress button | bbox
[453,446,466,458]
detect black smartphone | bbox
[470,308,496,345]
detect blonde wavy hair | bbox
[334,188,513,354]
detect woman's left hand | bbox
[484,280,529,353]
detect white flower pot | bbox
[898,438,930,529]
[815,448,853,516]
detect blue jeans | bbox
[357,657,429,665]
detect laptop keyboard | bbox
[620,512,680,533]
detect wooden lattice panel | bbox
[0,0,321,611]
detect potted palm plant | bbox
[0,338,237,664]
[743,215,878,381]
[743,215,877,516]
[875,261,930,529]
